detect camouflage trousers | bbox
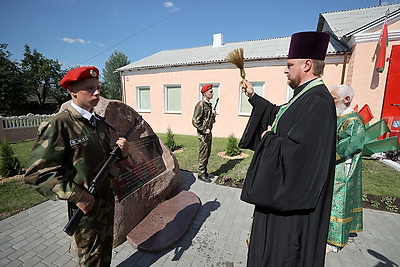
[74,187,115,267]
[197,133,212,175]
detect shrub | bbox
[165,127,177,151]
[225,134,241,157]
[0,138,22,177]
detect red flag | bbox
[376,17,388,73]
[358,104,374,124]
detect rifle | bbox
[206,98,219,131]
[63,118,139,236]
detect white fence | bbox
[1,113,53,129]
[0,113,54,142]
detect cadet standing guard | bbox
[24,66,129,266]
[192,84,216,183]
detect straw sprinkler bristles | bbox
[226,48,246,88]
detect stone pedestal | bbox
[127,190,200,252]
[60,97,181,247]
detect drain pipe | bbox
[340,52,348,84]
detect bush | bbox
[165,127,177,151]
[0,138,22,177]
[225,134,241,157]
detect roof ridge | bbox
[321,3,400,16]
[226,35,290,44]
[156,35,291,53]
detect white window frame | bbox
[238,81,265,116]
[164,84,181,114]
[286,84,294,102]
[136,86,151,112]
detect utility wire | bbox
[79,0,206,65]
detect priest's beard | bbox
[336,102,348,116]
[287,76,301,89]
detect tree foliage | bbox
[225,134,241,157]
[0,44,27,115]
[20,44,65,111]
[0,138,21,177]
[165,127,177,151]
[102,50,130,100]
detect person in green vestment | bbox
[327,84,366,253]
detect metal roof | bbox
[317,3,400,39]
[118,36,348,72]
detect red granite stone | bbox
[60,97,181,248]
[127,190,200,252]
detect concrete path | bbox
[0,170,399,266]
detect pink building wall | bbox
[122,57,345,137]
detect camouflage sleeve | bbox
[192,102,205,132]
[24,120,85,203]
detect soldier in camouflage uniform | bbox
[24,66,129,266]
[192,84,215,183]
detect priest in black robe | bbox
[240,31,336,266]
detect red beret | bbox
[201,84,213,93]
[60,66,99,88]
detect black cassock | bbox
[240,80,336,266]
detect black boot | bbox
[198,173,212,183]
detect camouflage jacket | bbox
[192,99,215,133]
[24,106,112,203]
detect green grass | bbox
[0,178,47,220]
[0,135,399,220]
[9,140,35,168]
[157,133,254,179]
[362,157,400,197]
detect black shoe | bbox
[198,174,212,183]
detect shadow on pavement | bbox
[368,249,399,267]
[179,170,196,191]
[117,198,220,266]
[213,159,244,177]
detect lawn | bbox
[0,134,399,220]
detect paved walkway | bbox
[1,170,399,266]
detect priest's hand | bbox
[261,126,272,138]
[241,80,254,98]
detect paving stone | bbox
[1,170,400,266]
[21,255,43,267]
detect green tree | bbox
[0,44,27,115]
[0,138,21,177]
[226,134,241,157]
[102,50,130,100]
[20,44,64,111]
[165,127,177,151]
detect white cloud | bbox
[164,2,174,8]
[164,1,180,12]
[62,37,103,46]
[62,37,87,44]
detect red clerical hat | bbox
[201,84,213,93]
[288,32,330,60]
[60,66,99,88]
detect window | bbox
[239,81,265,115]
[137,86,150,112]
[165,85,181,113]
[286,85,294,102]
[199,83,220,112]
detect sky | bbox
[1,0,399,74]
